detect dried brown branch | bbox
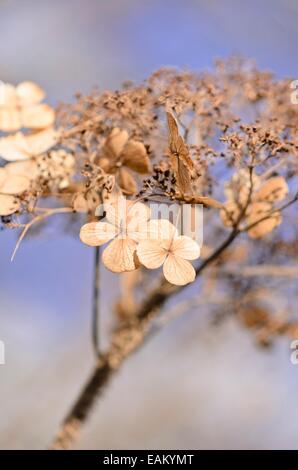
[214,265,298,278]
[49,227,239,450]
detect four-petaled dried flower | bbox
[221,170,288,238]
[0,81,55,132]
[0,127,58,161]
[80,198,150,272]
[137,220,200,285]
[99,128,151,194]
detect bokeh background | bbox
[0,0,298,449]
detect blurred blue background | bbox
[0,0,297,449]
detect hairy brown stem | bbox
[49,228,239,450]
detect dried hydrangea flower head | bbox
[137,219,200,285]
[0,81,55,131]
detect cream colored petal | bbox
[26,127,58,155]
[171,235,200,260]
[121,140,151,173]
[0,194,20,216]
[104,196,127,228]
[139,218,178,242]
[118,167,138,194]
[254,177,288,203]
[0,173,31,194]
[247,202,281,239]
[16,81,45,106]
[126,200,151,239]
[0,168,6,187]
[80,221,116,246]
[137,240,167,269]
[21,103,55,129]
[5,160,39,179]
[163,254,196,286]
[0,132,30,161]
[0,82,17,106]
[102,237,137,273]
[0,107,21,132]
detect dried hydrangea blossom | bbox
[98,127,151,194]
[0,81,55,131]
[137,219,200,286]
[0,59,295,450]
[80,198,151,273]
[221,169,289,238]
[0,127,58,161]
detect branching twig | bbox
[11,207,74,261]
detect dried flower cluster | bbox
[2,59,295,450]
[0,58,297,292]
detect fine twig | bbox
[11,207,74,261]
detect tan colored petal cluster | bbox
[80,198,150,272]
[0,81,55,132]
[99,128,151,194]
[221,170,288,238]
[0,127,58,161]
[0,150,75,216]
[0,161,32,215]
[80,198,200,286]
[137,220,200,285]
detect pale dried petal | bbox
[121,140,151,173]
[137,240,167,269]
[163,254,196,286]
[118,167,138,194]
[255,177,288,203]
[0,171,31,194]
[0,194,20,215]
[26,127,58,155]
[102,237,137,273]
[104,196,127,227]
[16,81,45,106]
[127,200,150,221]
[73,191,100,213]
[0,83,17,106]
[140,218,178,241]
[224,169,260,205]
[21,103,55,129]
[171,235,200,260]
[0,128,57,162]
[5,160,39,179]
[247,202,281,238]
[80,221,116,246]
[0,107,21,132]
[0,132,30,161]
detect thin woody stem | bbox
[92,246,101,357]
[49,227,240,450]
